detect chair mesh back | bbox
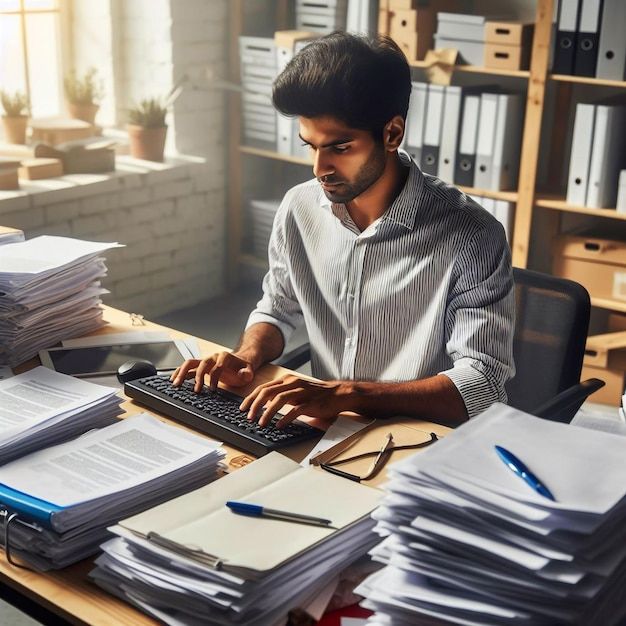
[505,268,591,414]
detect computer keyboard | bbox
[124,375,322,456]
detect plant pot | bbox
[67,102,99,125]
[127,124,167,162]
[2,115,28,144]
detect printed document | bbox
[0,413,222,507]
[0,366,116,438]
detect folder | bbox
[586,105,626,208]
[438,86,462,183]
[553,0,581,75]
[117,452,381,579]
[566,103,596,206]
[421,84,444,176]
[474,93,499,189]
[596,0,626,80]
[438,86,487,184]
[494,199,514,242]
[275,32,319,155]
[346,0,377,35]
[405,81,428,166]
[574,0,604,77]
[617,170,626,213]
[491,93,524,191]
[454,94,480,187]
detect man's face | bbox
[299,116,387,204]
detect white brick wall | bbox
[0,157,224,318]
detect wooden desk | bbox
[1,306,451,625]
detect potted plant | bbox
[64,67,103,125]
[127,98,168,162]
[0,90,30,144]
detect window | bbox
[0,0,64,117]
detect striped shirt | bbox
[246,153,515,418]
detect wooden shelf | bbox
[460,186,518,202]
[240,145,311,166]
[535,195,625,220]
[409,60,530,79]
[240,147,519,202]
[591,296,626,314]
[549,74,626,89]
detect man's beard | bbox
[319,143,386,204]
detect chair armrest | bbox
[532,378,606,423]
[275,343,311,371]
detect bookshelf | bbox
[227,0,623,295]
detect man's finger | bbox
[258,389,306,427]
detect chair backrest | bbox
[506,267,591,414]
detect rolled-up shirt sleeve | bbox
[245,194,304,353]
[439,219,515,418]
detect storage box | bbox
[552,229,626,303]
[18,157,63,180]
[30,118,94,146]
[0,157,20,190]
[484,42,530,70]
[0,168,19,190]
[389,8,434,39]
[434,35,484,65]
[485,21,534,46]
[581,363,624,406]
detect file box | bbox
[484,42,531,70]
[485,21,533,46]
[552,228,626,303]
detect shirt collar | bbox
[317,149,423,231]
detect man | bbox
[172,32,514,428]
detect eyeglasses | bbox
[319,430,438,482]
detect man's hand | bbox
[239,374,353,428]
[170,352,255,392]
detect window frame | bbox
[0,0,69,116]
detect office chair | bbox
[277,267,604,424]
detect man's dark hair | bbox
[272,32,411,140]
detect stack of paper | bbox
[0,235,122,366]
[0,413,225,570]
[356,404,626,625]
[0,366,123,464]
[91,453,381,625]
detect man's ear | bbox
[384,115,405,151]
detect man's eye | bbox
[333,145,349,153]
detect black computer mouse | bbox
[117,359,158,384]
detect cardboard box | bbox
[394,33,418,61]
[389,8,434,40]
[581,363,624,406]
[0,168,19,190]
[485,20,533,46]
[553,229,626,303]
[18,157,63,180]
[274,30,319,49]
[388,0,420,9]
[484,42,531,70]
[30,118,95,146]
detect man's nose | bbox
[313,150,333,180]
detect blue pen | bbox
[226,501,332,527]
[494,445,556,502]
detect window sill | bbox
[0,155,207,212]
